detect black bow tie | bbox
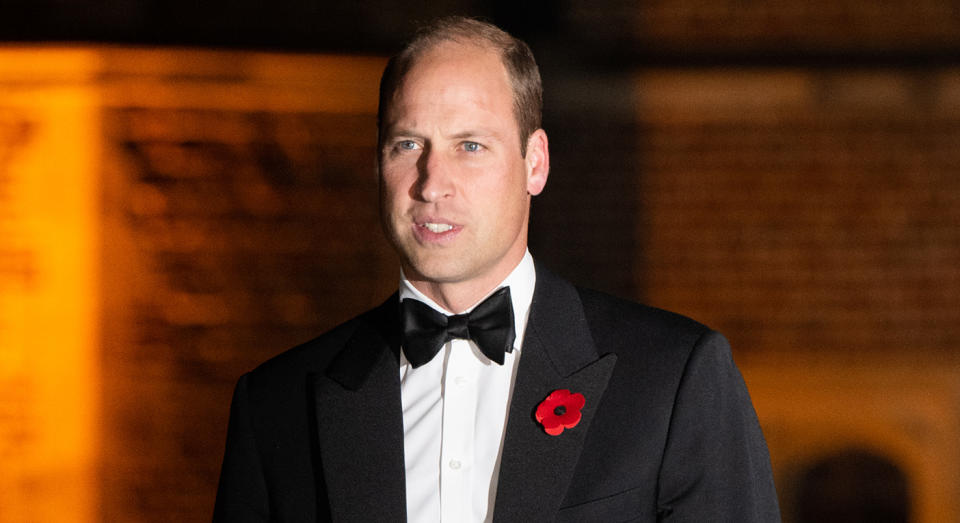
[400,286,516,368]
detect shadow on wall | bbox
[796,448,910,523]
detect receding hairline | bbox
[382,36,514,113]
[383,39,514,111]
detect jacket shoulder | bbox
[243,297,394,391]
[575,286,712,353]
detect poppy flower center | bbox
[553,405,567,416]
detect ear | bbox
[524,129,550,196]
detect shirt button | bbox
[449,460,462,470]
[454,376,467,386]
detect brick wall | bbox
[93,51,394,522]
[623,69,960,521]
[636,69,960,358]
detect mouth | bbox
[412,218,461,243]
[422,222,454,233]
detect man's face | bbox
[379,41,548,296]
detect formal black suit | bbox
[214,265,780,522]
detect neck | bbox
[408,279,497,314]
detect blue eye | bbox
[463,142,481,152]
[399,140,418,150]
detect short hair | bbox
[377,16,543,157]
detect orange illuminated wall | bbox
[0,50,101,523]
[0,47,393,523]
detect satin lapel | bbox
[493,268,618,522]
[312,297,408,522]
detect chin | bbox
[402,252,470,283]
[405,262,463,284]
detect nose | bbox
[415,148,454,202]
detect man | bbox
[214,16,780,522]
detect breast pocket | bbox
[555,486,648,523]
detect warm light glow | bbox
[0,50,101,523]
[0,45,389,522]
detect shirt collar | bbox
[398,249,536,352]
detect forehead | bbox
[407,39,503,77]
[386,41,514,123]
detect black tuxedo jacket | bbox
[214,266,780,522]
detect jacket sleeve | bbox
[656,331,781,522]
[213,373,270,522]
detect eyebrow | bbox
[449,130,498,141]
[383,128,421,140]
[383,127,504,144]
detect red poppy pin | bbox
[535,389,585,436]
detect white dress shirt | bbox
[399,251,536,523]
